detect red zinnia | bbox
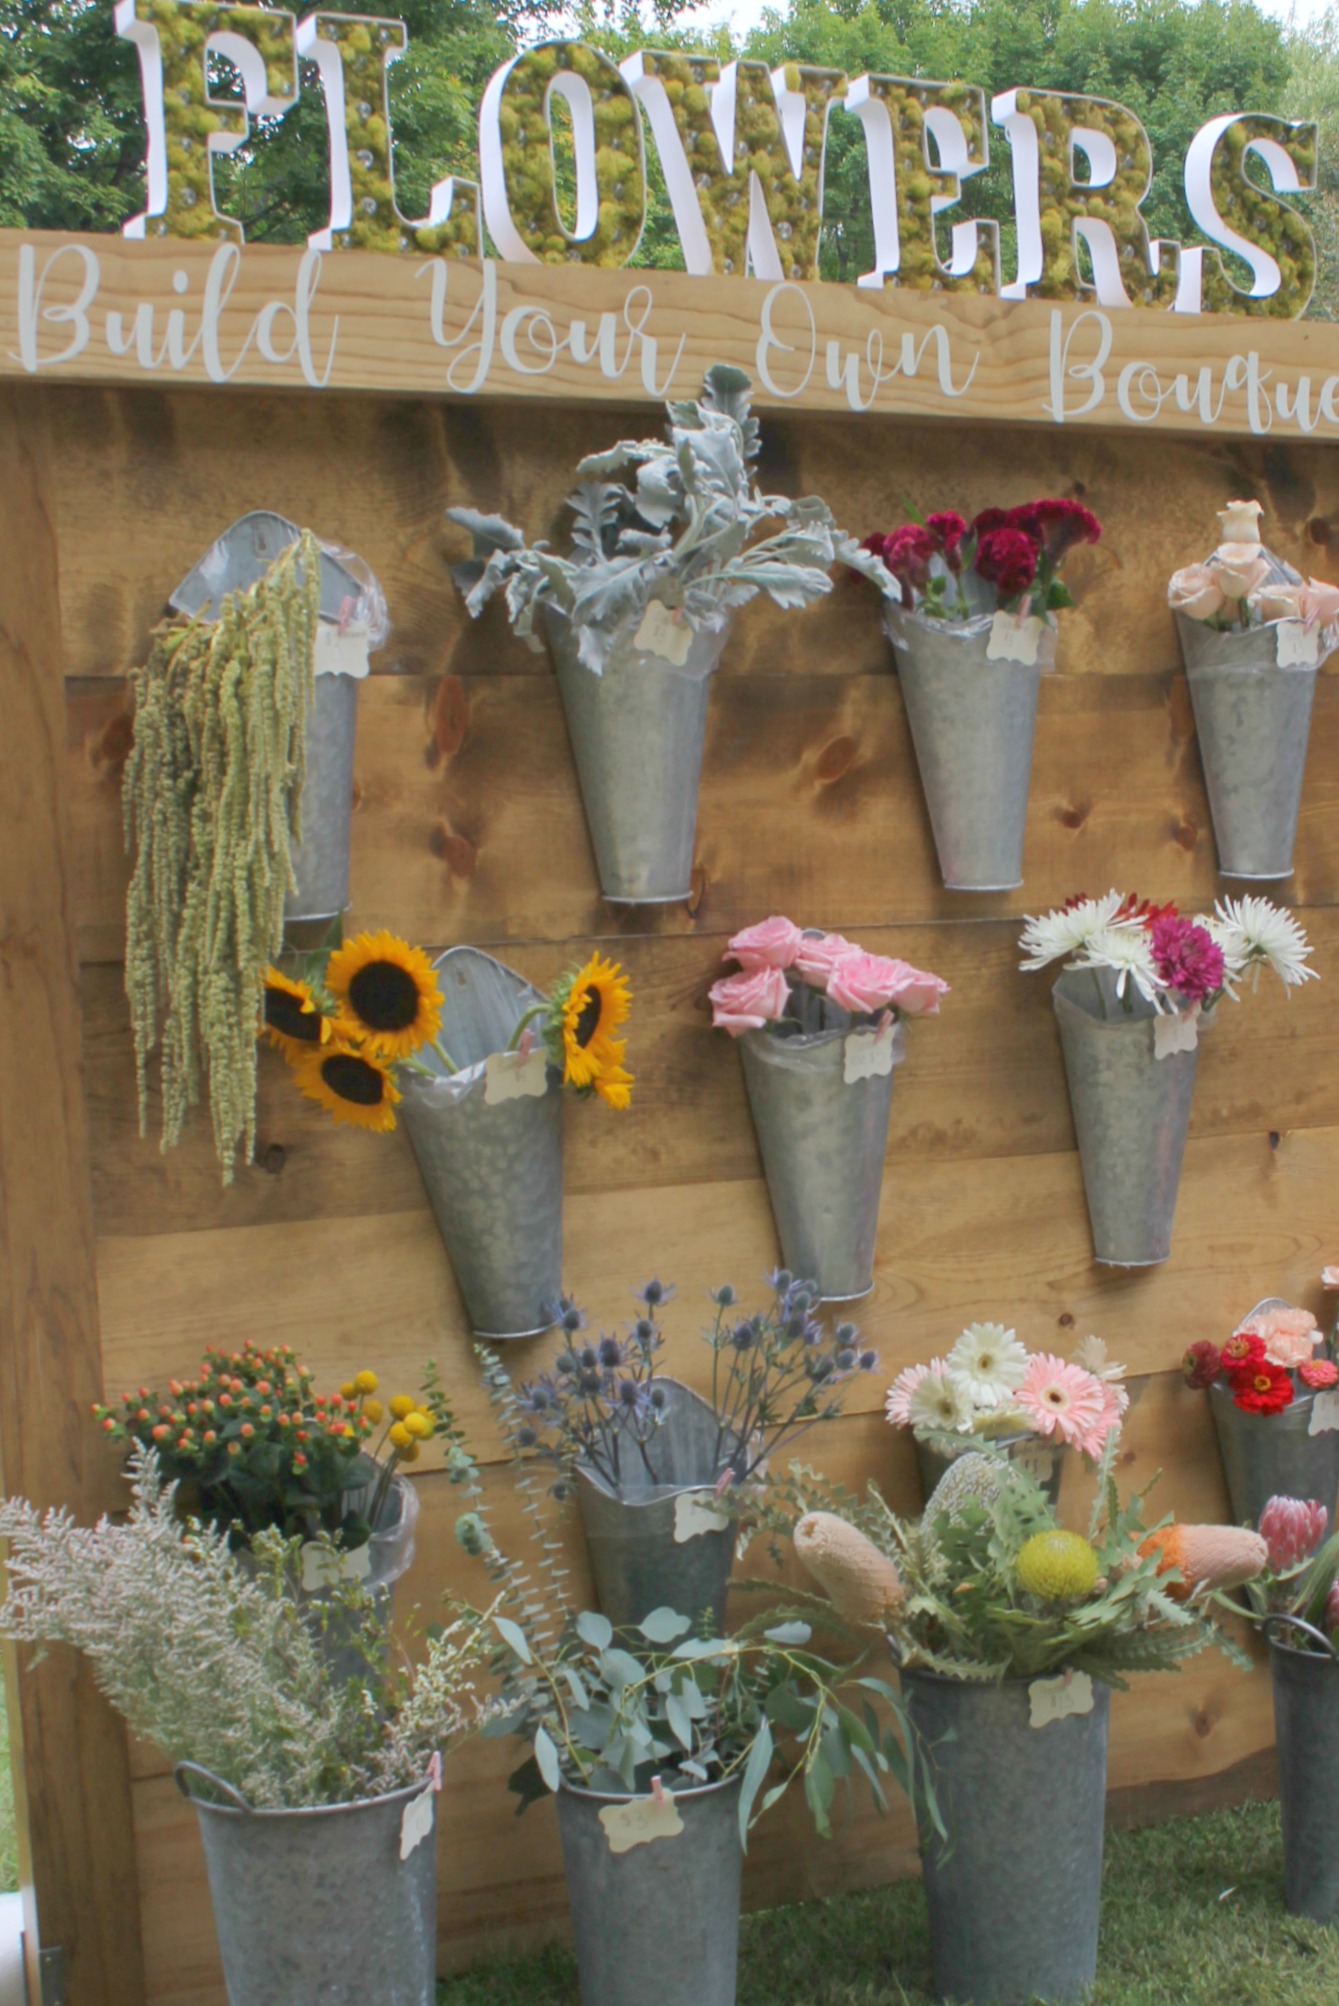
[1182,1340,1222,1390]
[975,527,1038,602]
[1231,1363,1294,1417]
[1221,1330,1266,1372]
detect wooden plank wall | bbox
[33,378,1339,2001]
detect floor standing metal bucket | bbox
[546,607,730,904]
[1177,615,1317,880]
[177,1766,439,2006]
[915,1430,1065,1510]
[1210,1380,1339,1529]
[287,670,359,923]
[400,947,563,1339]
[738,1024,896,1301]
[576,1381,739,1631]
[1052,970,1199,1267]
[558,1774,742,2006]
[1270,1624,1339,1923]
[885,607,1056,892]
[903,1669,1111,2005]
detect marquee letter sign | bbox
[112,3,1320,318]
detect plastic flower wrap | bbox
[885,1327,1127,1460]
[1167,499,1339,658]
[852,499,1100,623]
[1181,1300,1334,1416]
[709,916,948,1040]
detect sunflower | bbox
[262,968,334,1061]
[594,1060,635,1111]
[549,953,634,1099]
[325,931,444,1059]
[293,1039,402,1132]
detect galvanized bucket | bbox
[399,947,563,1339]
[545,606,731,904]
[557,1773,742,2006]
[884,605,1057,892]
[576,1380,739,1632]
[176,1764,438,2006]
[902,1668,1111,2005]
[1052,968,1199,1267]
[915,1429,1064,1510]
[738,1018,899,1302]
[1269,1620,1339,1924]
[287,669,359,923]
[1176,614,1317,880]
[1209,1325,1339,1526]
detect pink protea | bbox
[1259,1496,1330,1573]
[885,1362,930,1428]
[1016,1354,1106,1451]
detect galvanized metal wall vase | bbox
[851,499,1101,892]
[176,1765,439,2006]
[1267,1620,1339,1924]
[1168,498,1339,881]
[711,918,948,1300]
[1019,892,1317,1266]
[1183,1297,1339,1527]
[446,364,859,904]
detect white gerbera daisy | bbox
[907,1365,972,1439]
[1018,892,1126,972]
[947,1323,1029,1409]
[1069,1334,1127,1383]
[1071,922,1164,1007]
[1208,896,1316,992]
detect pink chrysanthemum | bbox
[1149,915,1225,1005]
[885,1363,930,1428]
[1016,1354,1106,1450]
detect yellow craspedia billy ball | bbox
[1016,1530,1100,1603]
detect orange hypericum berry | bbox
[137,1408,150,1423]
[296,1430,309,1443]
[102,1417,117,1433]
[219,1395,233,1409]
[240,1423,255,1440]
[227,1441,241,1456]
[169,1380,183,1397]
[151,1424,170,1441]
[203,1430,217,1446]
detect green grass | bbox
[0,1700,16,1894]
[438,1801,1339,2005]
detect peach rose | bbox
[726,916,803,972]
[1214,546,1270,602]
[1168,563,1225,622]
[1216,499,1263,550]
[1299,579,1339,631]
[1248,582,1303,623]
[708,966,790,1036]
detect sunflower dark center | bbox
[574,991,603,1048]
[265,987,322,1042]
[348,961,420,1032]
[321,1053,387,1106]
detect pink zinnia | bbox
[1301,1358,1339,1390]
[1259,1495,1329,1573]
[1016,1354,1106,1451]
[885,1363,930,1428]
[1149,915,1225,1005]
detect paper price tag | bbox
[1309,1389,1339,1436]
[1153,1007,1200,1061]
[301,1539,372,1593]
[634,600,693,666]
[673,1489,729,1545]
[986,611,1043,666]
[483,1047,549,1106]
[399,1786,436,1861]
[314,623,372,679]
[599,1791,684,1854]
[1028,1670,1094,1729]
[1277,620,1320,670]
[844,1027,896,1085]
[1012,1441,1055,1483]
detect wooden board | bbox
[8,230,1339,441]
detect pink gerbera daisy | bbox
[1081,1380,1129,1459]
[885,1362,930,1428]
[1016,1354,1106,1450]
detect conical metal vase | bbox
[545,606,730,904]
[884,606,1056,892]
[1209,1383,1339,1530]
[557,1774,742,2006]
[399,947,563,1339]
[575,1381,739,1632]
[738,1021,896,1302]
[915,1430,1065,1510]
[1270,1626,1339,1924]
[287,671,359,924]
[903,1670,1111,2005]
[1176,614,1317,881]
[1052,969,1199,1267]
[176,1765,438,2006]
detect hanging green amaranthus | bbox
[123,532,320,1181]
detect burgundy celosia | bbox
[974,527,1038,602]
[925,511,968,570]
[1149,915,1226,1005]
[1028,498,1103,558]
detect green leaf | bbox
[737,1717,775,1848]
[640,1607,693,1644]
[666,1690,694,1752]
[493,1616,532,1664]
[803,1752,836,1837]
[576,1611,613,1650]
[763,1621,812,1647]
[533,1725,561,1792]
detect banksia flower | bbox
[794,1511,904,1624]
[1139,1523,1268,1600]
[1016,1529,1100,1603]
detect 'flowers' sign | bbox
[113,3,1318,317]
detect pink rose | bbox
[1248,583,1302,623]
[726,915,804,972]
[883,959,950,1017]
[708,966,791,1037]
[1214,547,1270,602]
[1168,562,1225,622]
[827,951,913,1016]
[793,932,859,985]
[1299,580,1339,631]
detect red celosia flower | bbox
[1301,1358,1339,1390]
[880,523,939,603]
[1027,498,1103,559]
[1182,1340,1222,1390]
[1221,1331,1266,1372]
[1231,1363,1294,1416]
[1150,915,1225,1005]
[1004,503,1045,544]
[969,507,1009,540]
[975,528,1038,602]
[925,511,968,568]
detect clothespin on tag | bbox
[428,1751,444,1793]
[650,1774,666,1809]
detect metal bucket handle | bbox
[1263,1613,1339,1662]
[174,1761,254,1812]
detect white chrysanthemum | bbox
[947,1323,1029,1409]
[907,1366,972,1438]
[1018,892,1125,972]
[1069,1333,1127,1383]
[1071,922,1163,1006]
[1208,896,1316,992]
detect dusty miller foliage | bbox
[0,1449,498,1808]
[122,533,319,1182]
[446,365,854,674]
